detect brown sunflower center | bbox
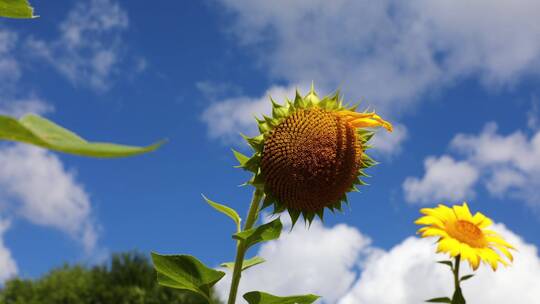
[451,220,487,248]
[260,107,362,212]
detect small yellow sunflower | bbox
[415,202,515,271]
[234,85,392,225]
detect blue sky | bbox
[1,1,540,303]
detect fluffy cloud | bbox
[451,123,540,206]
[369,123,408,158]
[217,0,540,113]
[26,0,129,91]
[0,29,21,96]
[216,218,540,303]
[405,123,540,207]
[340,223,540,304]
[0,219,17,284]
[0,97,53,117]
[403,155,479,204]
[201,85,302,143]
[0,144,98,252]
[215,219,370,303]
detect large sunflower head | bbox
[415,202,515,271]
[234,86,392,225]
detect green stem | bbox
[227,188,264,304]
[451,255,467,303]
[453,255,461,290]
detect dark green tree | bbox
[0,252,222,304]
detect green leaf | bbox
[202,194,241,229]
[151,253,225,302]
[0,114,164,158]
[221,256,266,271]
[233,218,282,249]
[243,291,320,304]
[437,260,454,269]
[460,274,474,282]
[426,297,452,303]
[0,0,36,18]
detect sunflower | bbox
[234,85,392,225]
[415,202,515,271]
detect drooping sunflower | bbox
[415,202,515,271]
[234,86,392,225]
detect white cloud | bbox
[403,155,479,204]
[527,97,539,130]
[450,123,540,206]
[339,223,540,304]
[216,219,370,303]
[403,123,540,207]
[0,219,17,284]
[201,85,301,143]
[217,0,540,114]
[0,144,98,252]
[0,29,21,93]
[216,218,540,304]
[26,0,129,91]
[369,123,408,158]
[0,97,53,117]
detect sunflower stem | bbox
[452,255,466,303]
[453,255,461,290]
[227,188,264,304]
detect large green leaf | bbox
[0,0,36,18]
[243,291,320,304]
[151,253,225,302]
[0,114,163,158]
[221,256,265,272]
[202,194,241,229]
[233,218,282,249]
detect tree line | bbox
[0,252,222,304]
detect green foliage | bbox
[151,253,225,302]
[221,256,265,272]
[233,218,282,250]
[0,0,35,19]
[243,291,319,304]
[426,297,452,303]
[0,114,163,158]
[0,252,223,304]
[460,274,474,282]
[203,195,241,230]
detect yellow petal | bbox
[472,212,493,228]
[435,204,457,222]
[486,235,515,250]
[437,238,460,257]
[453,203,473,221]
[421,227,449,238]
[415,215,445,228]
[460,244,480,270]
[491,243,514,262]
[338,110,393,132]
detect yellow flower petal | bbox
[338,110,393,132]
[420,227,449,238]
[414,215,445,229]
[472,212,493,228]
[453,203,473,221]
